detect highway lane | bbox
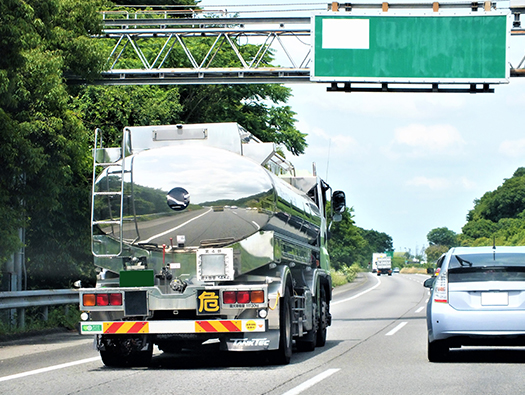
[2,273,525,394]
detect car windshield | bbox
[448,253,525,282]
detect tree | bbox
[459,168,525,246]
[74,85,184,147]
[328,207,368,270]
[466,168,525,223]
[361,229,393,254]
[0,0,108,289]
[425,244,449,263]
[427,227,458,247]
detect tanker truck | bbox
[78,122,346,367]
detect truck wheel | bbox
[296,306,317,352]
[100,335,153,367]
[316,287,328,347]
[271,286,293,364]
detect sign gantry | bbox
[83,2,525,93]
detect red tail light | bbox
[96,294,109,306]
[222,290,265,304]
[110,293,123,306]
[223,291,236,304]
[237,291,250,304]
[83,293,123,307]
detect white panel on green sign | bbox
[312,10,510,83]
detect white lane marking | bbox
[0,357,100,383]
[332,276,381,306]
[415,306,425,313]
[282,368,340,395]
[386,322,408,336]
[142,207,212,243]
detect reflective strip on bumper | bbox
[195,320,241,332]
[80,319,266,335]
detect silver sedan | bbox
[424,246,525,362]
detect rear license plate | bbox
[481,292,508,306]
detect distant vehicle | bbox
[393,267,400,273]
[424,246,525,362]
[373,253,392,276]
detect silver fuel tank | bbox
[92,128,323,275]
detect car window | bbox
[448,253,525,282]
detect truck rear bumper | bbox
[80,319,267,335]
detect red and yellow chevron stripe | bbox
[195,320,242,333]
[103,321,149,334]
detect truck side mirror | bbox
[331,190,346,222]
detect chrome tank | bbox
[93,144,322,274]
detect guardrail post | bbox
[18,307,25,329]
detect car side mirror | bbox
[424,277,436,289]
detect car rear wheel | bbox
[428,339,449,362]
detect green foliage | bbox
[178,85,307,155]
[0,0,309,291]
[458,168,525,247]
[331,264,362,287]
[425,244,449,263]
[328,207,367,271]
[392,254,407,268]
[425,227,457,263]
[73,85,184,146]
[467,168,525,223]
[0,305,79,336]
[427,227,458,247]
[0,0,107,288]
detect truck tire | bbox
[316,287,328,347]
[271,286,293,364]
[296,307,317,352]
[100,335,153,367]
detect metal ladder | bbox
[90,128,129,257]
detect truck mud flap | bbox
[221,329,279,351]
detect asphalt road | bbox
[2,273,525,395]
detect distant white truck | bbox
[372,253,392,276]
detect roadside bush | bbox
[0,305,79,336]
[331,263,362,286]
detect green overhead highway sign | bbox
[312,11,510,84]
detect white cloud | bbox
[460,177,477,190]
[406,176,476,192]
[406,176,451,191]
[499,138,525,158]
[388,123,466,157]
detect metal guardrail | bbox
[0,289,79,310]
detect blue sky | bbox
[199,0,525,255]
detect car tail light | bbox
[433,272,448,303]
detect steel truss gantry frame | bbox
[88,2,525,92]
